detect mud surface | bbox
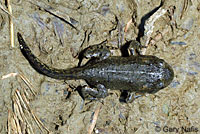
[0,0,200,134]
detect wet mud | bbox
[0,0,200,134]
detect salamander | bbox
[17,32,174,102]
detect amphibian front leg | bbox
[128,40,146,56]
[83,41,118,61]
[78,41,112,66]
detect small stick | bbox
[1,73,18,79]
[7,0,14,48]
[13,113,22,134]
[21,89,30,105]
[124,19,132,33]
[7,110,12,134]
[15,89,28,110]
[88,102,102,134]
[30,109,47,133]
[180,0,188,19]
[0,3,11,15]
[1,73,36,96]
[17,88,49,133]
[10,113,18,134]
[14,91,35,134]
[18,73,37,96]
[28,0,78,31]
[13,98,23,123]
[30,110,50,133]
[4,73,50,133]
[141,8,167,55]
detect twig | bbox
[13,113,22,134]
[28,0,78,31]
[19,89,50,133]
[20,88,50,133]
[19,90,35,133]
[7,0,14,48]
[1,73,18,79]
[15,89,28,110]
[18,73,37,96]
[88,102,102,134]
[7,110,12,134]
[1,73,36,96]
[13,97,23,123]
[124,19,132,33]
[141,8,167,54]
[0,3,11,15]
[10,112,18,134]
[30,109,48,133]
[4,72,50,133]
[21,89,30,105]
[180,0,189,19]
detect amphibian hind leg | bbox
[128,40,146,56]
[78,84,108,100]
[78,40,118,66]
[83,40,117,61]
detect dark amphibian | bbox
[17,32,174,102]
